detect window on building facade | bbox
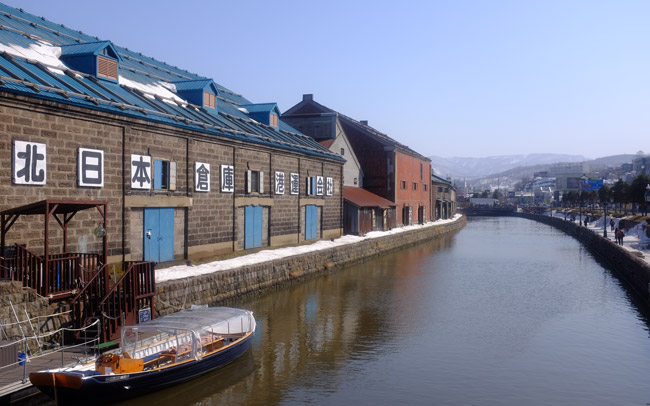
[401,180,407,190]
[340,148,345,156]
[423,184,427,192]
[438,186,443,192]
[413,182,417,190]
[153,159,176,190]
[246,170,264,193]
[269,113,278,127]
[420,163,423,180]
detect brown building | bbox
[0,5,344,278]
[431,174,457,220]
[282,94,431,227]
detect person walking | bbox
[610,218,615,232]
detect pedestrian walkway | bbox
[0,345,94,403]
[549,210,649,265]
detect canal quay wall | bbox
[155,216,467,316]
[516,213,650,307]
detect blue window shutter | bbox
[153,159,162,190]
[254,206,263,247]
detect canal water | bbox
[113,217,650,404]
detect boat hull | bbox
[30,332,253,405]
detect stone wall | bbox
[0,281,69,353]
[155,216,466,317]
[516,213,650,307]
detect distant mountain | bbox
[430,153,588,179]
[447,154,637,192]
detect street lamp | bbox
[645,184,650,215]
[603,199,608,238]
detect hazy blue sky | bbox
[7,1,649,159]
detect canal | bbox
[76,217,650,404]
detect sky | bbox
[6,0,650,159]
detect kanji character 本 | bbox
[131,154,151,190]
[195,162,210,192]
[13,140,46,185]
[221,165,234,192]
[275,172,285,195]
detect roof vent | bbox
[360,120,368,126]
[171,79,219,112]
[60,41,121,83]
[240,103,281,129]
[303,94,313,101]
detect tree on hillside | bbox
[630,174,650,215]
[612,179,629,213]
[598,185,612,206]
[492,190,501,199]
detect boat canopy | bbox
[121,306,256,362]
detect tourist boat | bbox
[29,306,256,405]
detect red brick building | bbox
[283,95,431,227]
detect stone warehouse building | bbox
[0,4,344,270]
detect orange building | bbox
[283,95,431,226]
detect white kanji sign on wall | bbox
[78,148,104,187]
[290,173,299,195]
[326,177,333,196]
[221,165,234,193]
[13,140,46,185]
[275,171,285,195]
[130,154,151,190]
[316,176,324,196]
[195,162,210,192]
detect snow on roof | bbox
[155,215,462,283]
[0,40,67,75]
[118,75,187,105]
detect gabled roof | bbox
[172,79,219,94]
[240,102,280,115]
[0,4,343,163]
[60,40,121,61]
[283,94,429,162]
[343,186,395,209]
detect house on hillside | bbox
[283,94,431,227]
[0,4,345,275]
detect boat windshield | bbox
[120,307,256,363]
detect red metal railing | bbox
[0,244,102,298]
[99,261,155,341]
[70,263,109,339]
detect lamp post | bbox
[645,184,650,216]
[603,199,608,238]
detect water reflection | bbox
[107,217,650,405]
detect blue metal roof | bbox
[0,3,343,163]
[60,40,121,61]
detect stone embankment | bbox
[0,281,70,353]
[156,216,467,316]
[516,213,650,307]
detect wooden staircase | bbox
[71,261,156,342]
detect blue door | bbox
[144,208,174,263]
[305,205,317,240]
[244,206,263,249]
